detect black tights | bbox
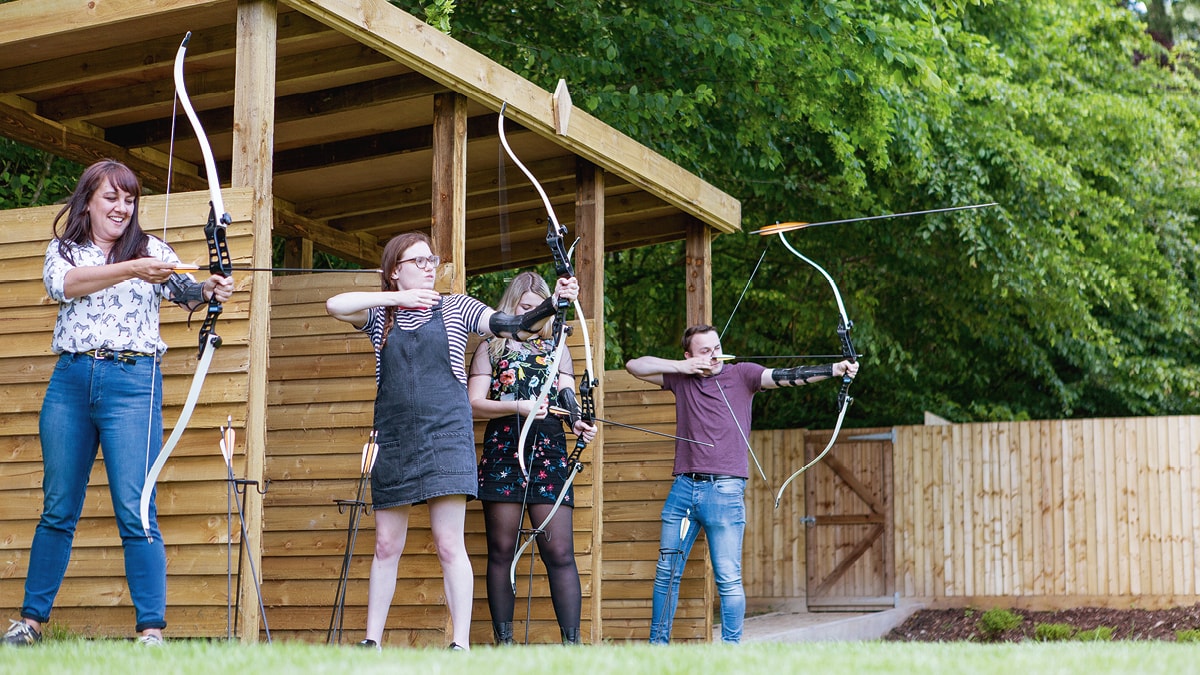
[483,500,581,632]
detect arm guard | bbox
[557,388,582,427]
[488,296,557,338]
[772,364,835,387]
[165,273,205,306]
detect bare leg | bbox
[429,495,473,649]
[364,506,410,644]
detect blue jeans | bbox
[649,475,746,644]
[22,353,168,632]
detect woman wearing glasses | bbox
[326,233,578,651]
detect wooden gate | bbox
[804,427,895,611]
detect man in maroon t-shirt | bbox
[626,324,857,644]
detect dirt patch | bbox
[885,605,1200,642]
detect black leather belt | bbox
[82,348,155,365]
[681,472,738,482]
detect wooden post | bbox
[575,158,605,642]
[281,237,313,271]
[231,0,277,643]
[431,92,467,294]
[684,218,712,327]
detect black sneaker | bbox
[2,620,41,646]
[357,638,381,651]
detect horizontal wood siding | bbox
[0,190,257,637]
[599,370,711,642]
[264,274,598,644]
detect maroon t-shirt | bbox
[661,361,766,478]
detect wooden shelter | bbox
[0,0,740,644]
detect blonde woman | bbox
[467,271,596,645]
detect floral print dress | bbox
[476,337,573,505]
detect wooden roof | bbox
[0,0,740,272]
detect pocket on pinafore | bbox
[433,432,475,474]
[370,440,406,488]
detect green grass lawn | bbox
[4,639,1200,674]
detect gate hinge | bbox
[798,515,816,526]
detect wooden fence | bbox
[743,416,1200,611]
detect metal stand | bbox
[219,417,272,643]
[327,430,379,645]
[226,477,268,640]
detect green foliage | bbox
[978,608,1023,636]
[1035,622,1077,641]
[389,0,456,34]
[1075,626,1114,641]
[1176,628,1200,642]
[7,0,1200,430]
[432,0,1200,428]
[0,138,81,209]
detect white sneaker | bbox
[137,634,164,647]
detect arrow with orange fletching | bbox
[750,202,998,236]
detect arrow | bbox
[751,202,998,236]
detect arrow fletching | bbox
[361,429,380,475]
[219,415,235,468]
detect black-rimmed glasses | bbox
[397,255,441,270]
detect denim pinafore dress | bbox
[370,300,477,509]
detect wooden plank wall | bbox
[0,190,257,637]
[263,273,599,644]
[600,370,711,642]
[742,429,808,610]
[894,416,1200,608]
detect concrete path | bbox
[724,603,924,643]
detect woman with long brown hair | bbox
[3,160,233,648]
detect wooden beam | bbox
[575,158,605,642]
[280,0,740,234]
[108,72,448,148]
[327,173,575,236]
[39,40,406,125]
[302,148,567,220]
[232,0,277,644]
[242,113,495,178]
[282,237,314,270]
[0,94,203,194]
[684,218,712,327]
[430,92,467,295]
[0,0,229,69]
[0,11,331,96]
[273,199,384,268]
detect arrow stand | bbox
[653,546,687,641]
[225,475,271,642]
[327,494,373,644]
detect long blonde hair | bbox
[488,271,555,361]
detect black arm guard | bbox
[772,364,835,387]
[557,388,582,427]
[488,296,558,338]
[165,273,205,305]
